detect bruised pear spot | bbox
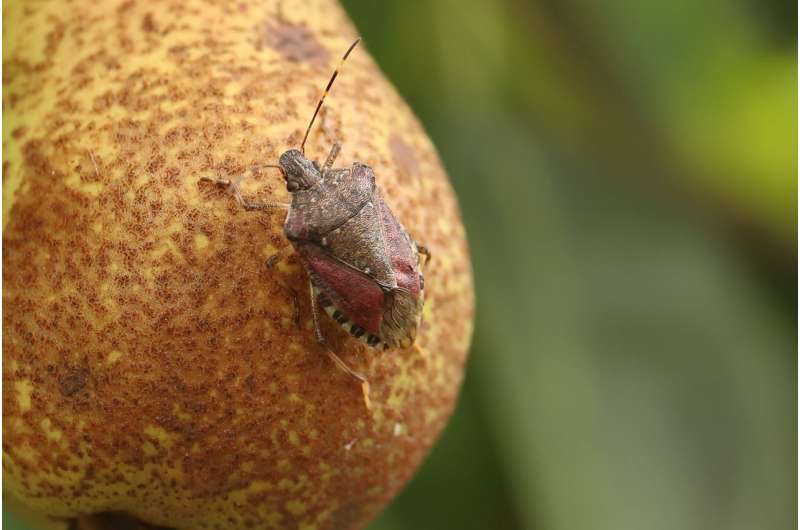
[262,20,330,67]
[59,368,89,397]
[389,134,420,178]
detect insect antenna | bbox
[300,38,361,154]
[251,163,286,178]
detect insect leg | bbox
[323,142,341,171]
[264,250,300,326]
[200,177,289,211]
[265,247,292,269]
[416,243,431,266]
[308,280,371,409]
[285,284,301,328]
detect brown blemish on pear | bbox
[389,134,420,178]
[58,367,89,398]
[262,19,331,67]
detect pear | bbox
[3,1,474,529]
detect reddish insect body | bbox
[281,151,425,350]
[201,39,429,402]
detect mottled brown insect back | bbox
[281,152,426,351]
[3,1,473,529]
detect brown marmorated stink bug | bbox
[201,39,430,408]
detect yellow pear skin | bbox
[3,0,474,529]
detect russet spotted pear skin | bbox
[3,1,474,529]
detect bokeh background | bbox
[336,1,798,530]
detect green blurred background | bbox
[336,1,797,530]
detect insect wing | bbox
[299,242,385,335]
[377,195,421,298]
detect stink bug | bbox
[201,39,430,406]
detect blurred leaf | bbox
[536,0,797,241]
[445,115,794,530]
